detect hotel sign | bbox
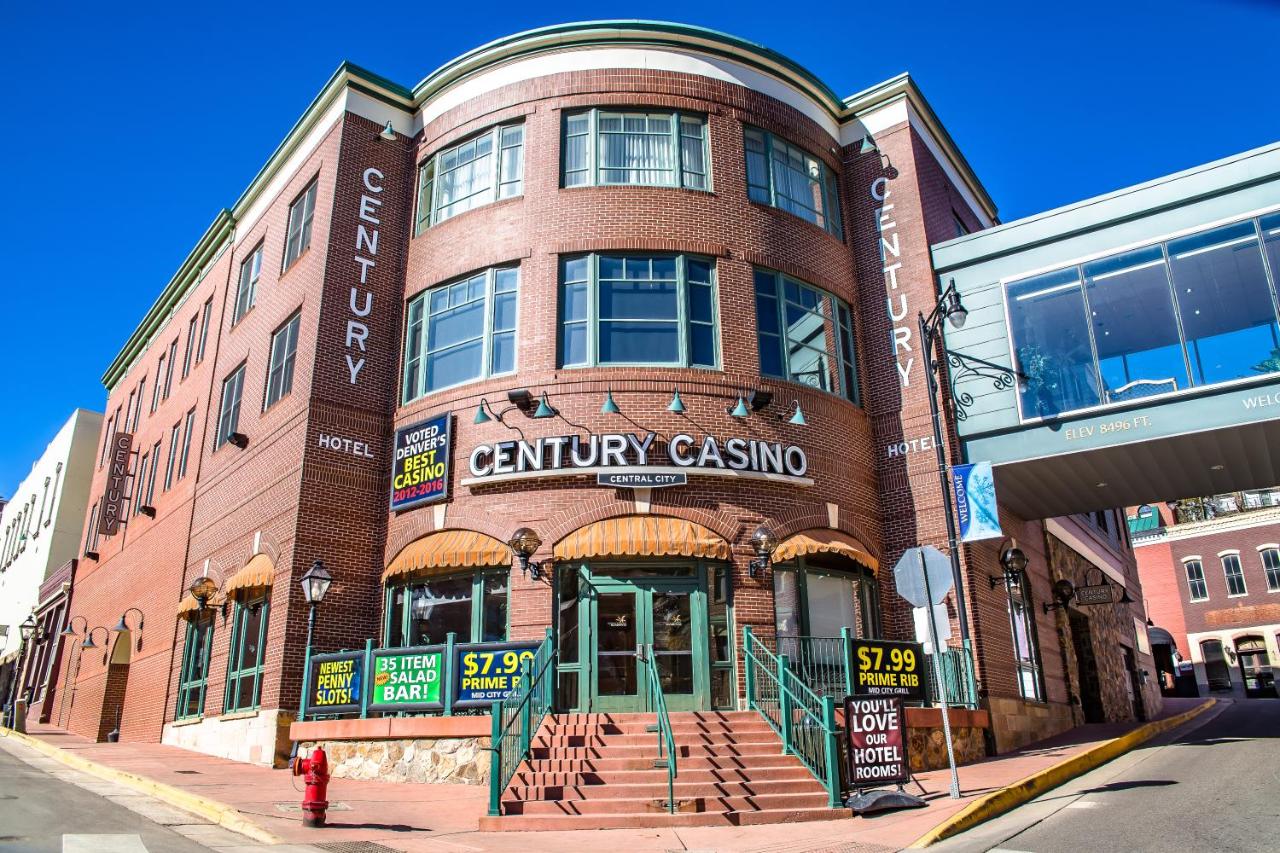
[98,432,134,536]
[844,695,911,787]
[390,414,451,511]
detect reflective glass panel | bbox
[1007,267,1101,416]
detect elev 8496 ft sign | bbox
[852,638,925,701]
[391,413,450,511]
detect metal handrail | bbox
[642,644,678,814]
[743,627,841,808]
[487,629,555,817]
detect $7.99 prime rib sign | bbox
[844,695,910,787]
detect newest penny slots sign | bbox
[844,695,910,786]
[390,413,451,511]
[851,638,926,701]
[305,651,364,715]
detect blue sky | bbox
[1,0,1276,497]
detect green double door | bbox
[587,572,709,712]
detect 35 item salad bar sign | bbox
[390,413,451,511]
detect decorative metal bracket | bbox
[945,350,1025,421]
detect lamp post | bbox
[5,614,38,726]
[918,280,972,651]
[111,608,146,651]
[297,560,332,721]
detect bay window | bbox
[415,122,524,233]
[563,109,708,190]
[559,254,718,368]
[385,571,508,648]
[744,127,842,237]
[754,269,859,402]
[402,266,518,401]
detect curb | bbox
[0,727,283,845]
[907,698,1217,848]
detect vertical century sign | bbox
[98,432,134,536]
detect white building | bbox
[0,409,102,702]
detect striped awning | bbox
[772,529,879,572]
[177,594,201,617]
[224,553,275,597]
[553,516,731,562]
[383,530,511,584]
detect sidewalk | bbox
[11,698,1212,852]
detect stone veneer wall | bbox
[162,709,293,767]
[906,725,986,772]
[986,695,1076,754]
[300,736,490,785]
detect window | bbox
[754,269,859,402]
[225,598,268,712]
[132,452,149,515]
[197,298,213,363]
[163,339,177,400]
[83,502,99,555]
[1185,559,1208,601]
[164,422,181,491]
[1007,574,1045,702]
[1005,216,1280,420]
[178,408,196,478]
[773,560,880,696]
[1222,553,1248,596]
[1262,548,1280,592]
[144,440,160,508]
[151,358,163,411]
[176,615,214,719]
[559,254,717,369]
[182,315,198,379]
[403,266,518,400]
[265,312,301,409]
[283,179,318,270]
[99,416,113,467]
[385,571,508,647]
[233,245,263,325]
[563,110,708,191]
[416,122,524,233]
[744,127,842,237]
[952,211,970,238]
[215,364,246,449]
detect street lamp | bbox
[297,560,332,721]
[748,524,779,579]
[989,539,1029,590]
[81,627,110,650]
[111,608,146,651]
[5,615,39,723]
[918,278,974,650]
[508,528,544,580]
[188,576,219,612]
[60,615,89,639]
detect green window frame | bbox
[773,559,881,640]
[176,615,214,720]
[562,109,710,191]
[384,569,509,648]
[415,122,524,234]
[744,126,843,238]
[754,268,860,403]
[402,266,519,403]
[225,597,269,713]
[559,253,719,369]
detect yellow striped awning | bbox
[177,594,201,618]
[383,530,512,584]
[553,516,731,562]
[224,553,275,597]
[772,529,879,572]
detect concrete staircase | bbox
[479,710,847,830]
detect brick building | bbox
[1131,491,1280,698]
[54,21,1158,773]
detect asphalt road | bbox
[0,735,256,853]
[934,698,1280,853]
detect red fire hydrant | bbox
[292,746,330,828]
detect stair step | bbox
[523,754,805,772]
[479,806,848,831]
[548,711,761,724]
[503,791,833,816]
[547,721,775,736]
[533,731,778,747]
[529,741,783,760]
[506,778,825,801]
[513,765,816,786]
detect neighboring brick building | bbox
[55,21,1158,768]
[1131,491,1280,698]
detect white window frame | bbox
[233,244,263,325]
[1258,545,1280,593]
[415,122,524,234]
[264,312,301,410]
[283,179,318,271]
[1219,550,1249,597]
[561,109,710,192]
[1183,557,1209,602]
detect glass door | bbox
[587,573,707,712]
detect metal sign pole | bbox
[920,548,961,799]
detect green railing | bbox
[743,627,841,808]
[642,644,678,814]
[487,629,555,817]
[777,630,978,709]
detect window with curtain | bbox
[1262,547,1280,592]
[744,126,842,237]
[176,615,214,720]
[1222,553,1248,596]
[1184,559,1208,601]
[403,266,518,401]
[415,122,524,233]
[754,268,859,402]
[225,598,269,713]
[385,571,508,647]
[559,254,718,368]
[563,109,709,190]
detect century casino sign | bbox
[467,432,809,485]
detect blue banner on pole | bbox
[951,461,1003,542]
